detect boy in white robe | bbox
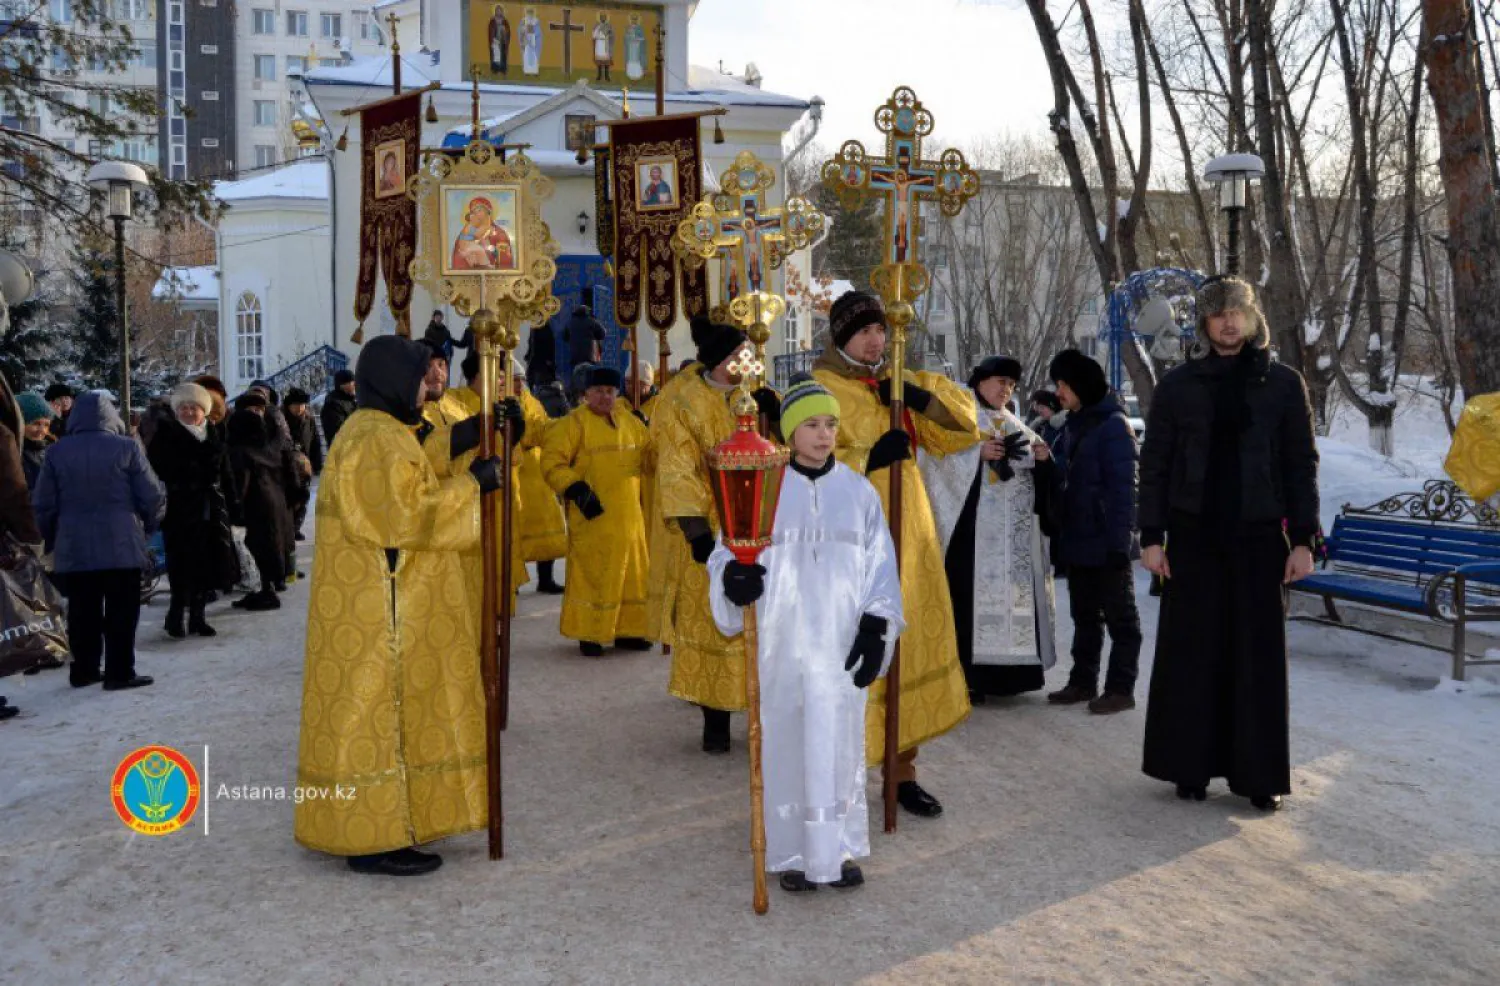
[708,376,904,893]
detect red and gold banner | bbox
[609,115,708,329]
[353,91,421,341]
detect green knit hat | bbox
[17,392,54,423]
[780,375,840,439]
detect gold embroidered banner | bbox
[353,91,421,342]
[609,115,708,330]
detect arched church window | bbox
[236,291,265,383]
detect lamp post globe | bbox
[85,161,150,416]
[1203,153,1265,276]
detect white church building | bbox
[214,0,820,392]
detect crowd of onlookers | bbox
[0,370,343,719]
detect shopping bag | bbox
[0,536,69,677]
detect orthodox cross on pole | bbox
[823,86,978,269]
[675,150,826,320]
[675,150,826,405]
[819,87,978,837]
[386,12,401,92]
[549,8,585,75]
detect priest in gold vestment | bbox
[652,318,784,752]
[421,346,528,595]
[541,365,652,656]
[814,290,978,818]
[295,336,512,876]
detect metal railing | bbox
[262,345,349,397]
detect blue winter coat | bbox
[1047,391,1139,568]
[32,393,165,574]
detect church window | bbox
[236,292,265,382]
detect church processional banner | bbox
[354,91,422,342]
[609,114,708,330]
[468,1,664,88]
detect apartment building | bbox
[7,1,383,181]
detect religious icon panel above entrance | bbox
[467,0,664,89]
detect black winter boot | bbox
[164,603,186,639]
[189,597,216,637]
[701,706,731,754]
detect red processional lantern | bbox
[705,376,788,917]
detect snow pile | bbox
[1316,436,1429,531]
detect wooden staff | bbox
[471,306,505,859]
[879,269,918,835]
[744,603,769,915]
[498,317,517,733]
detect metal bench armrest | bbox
[1427,565,1500,623]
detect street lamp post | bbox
[85,161,149,416]
[1203,153,1265,276]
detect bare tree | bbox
[1423,0,1500,397]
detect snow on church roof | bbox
[216,161,329,203]
[300,56,809,110]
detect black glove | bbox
[564,481,605,520]
[1105,551,1132,571]
[450,415,482,458]
[1002,432,1031,461]
[678,516,715,565]
[989,458,1016,482]
[844,614,887,689]
[497,398,526,446]
[877,378,933,414]
[468,455,505,493]
[865,429,912,474]
[751,387,781,421]
[632,408,649,425]
[722,561,765,607]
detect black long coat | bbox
[1139,347,1319,798]
[226,409,298,584]
[147,418,240,593]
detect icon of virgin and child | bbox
[449,194,517,272]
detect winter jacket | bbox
[562,310,605,367]
[227,409,299,584]
[525,322,559,386]
[33,392,165,573]
[1043,391,1138,568]
[320,388,358,448]
[20,437,46,491]
[1036,410,1070,471]
[1138,347,1319,548]
[286,410,324,474]
[147,417,240,592]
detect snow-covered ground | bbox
[3,448,1499,984]
[1319,382,1461,531]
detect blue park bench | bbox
[1289,480,1500,680]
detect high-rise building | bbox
[10,1,385,183]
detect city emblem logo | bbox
[111,746,200,836]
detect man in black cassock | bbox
[1138,276,1319,812]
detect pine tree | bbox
[0,296,74,392]
[813,185,884,293]
[70,237,121,392]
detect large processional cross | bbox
[675,150,826,374]
[819,87,979,836]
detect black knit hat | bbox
[44,383,74,402]
[333,369,355,387]
[968,355,1023,392]
[1029,389,1062,413]
[585,365,623,391]
[829,290,886,349]
[691,315,747,373]
[284,387,311,407]
[1047,349,1109,408]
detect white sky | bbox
[687,0,1056,150]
